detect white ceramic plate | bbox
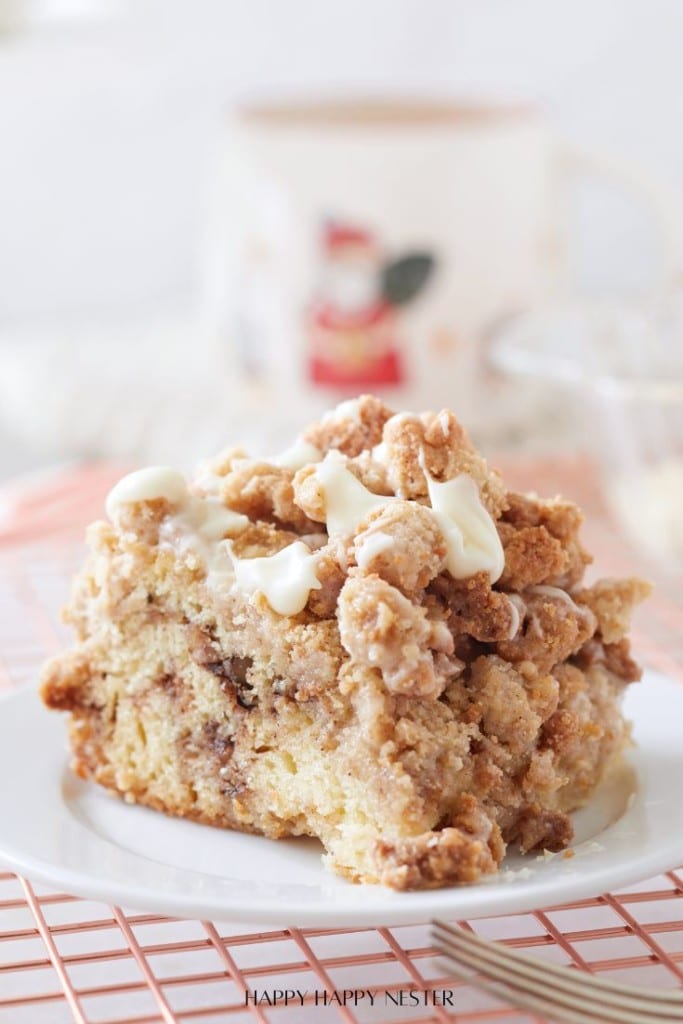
[1,672,682,926]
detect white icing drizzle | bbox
[313,451,394,536]
[371,441,389,466]
[425,472,505,583]
[159,497,248,588]
[192,472,225,496]
[528,585,587,616]
[506,596,521,640]
[106,467,188,519]
[322,397,364,423]
[355,529,395,569]
[314,449,504,583]
[161,498,248,547]
[527,613,544,639]
[267,439,322,471]
[509,593,527,616]
[506,593,527,639]
[106,467,249,578]
[228,540,321,615]
[437,410,451,437]
[523,585,590,639]
[105,426,507,616]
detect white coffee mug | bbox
[204,100,682,435]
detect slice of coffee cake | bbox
[41,396,649,889]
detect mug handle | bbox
[559,141,683,295]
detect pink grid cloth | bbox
[1,457,682,1024]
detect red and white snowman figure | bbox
[307,221,434,389]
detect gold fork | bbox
[432,920,683,1024]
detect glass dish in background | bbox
[491,301,683,571]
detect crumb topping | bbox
[105,398,507,616]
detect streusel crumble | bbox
[41,396,649,889]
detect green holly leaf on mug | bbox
[381,253,435,306]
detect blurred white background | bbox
[1,0,682,475]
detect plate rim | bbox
[1,673,683,926]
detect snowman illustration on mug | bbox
[307,220,436,388]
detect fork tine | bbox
[432,923,680,1024]
[432,936,664,1024]
[432,949,652,1024]
[433,921,683,1011]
